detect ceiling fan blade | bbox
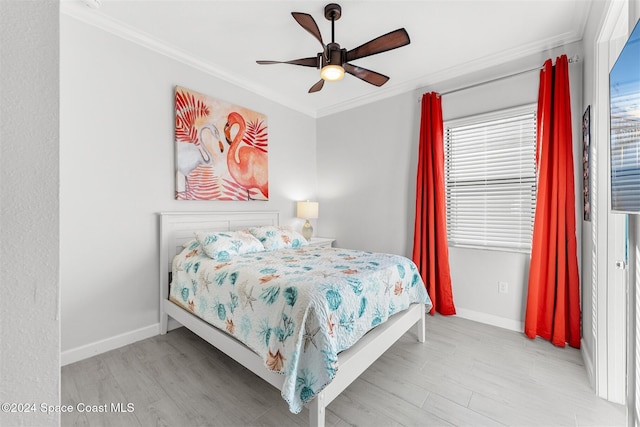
[343,63,390,87]
[291,12,324,48]
[308,79,325,93]
[256,57,319,67]
[346,28,410,62]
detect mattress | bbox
[169,242,432,413]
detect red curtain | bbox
[524,55,580,348]
[412,92,456,316]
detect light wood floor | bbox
[61,314,625,426]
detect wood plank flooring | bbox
[61,314,626,426]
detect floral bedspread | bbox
[169,242,432,413]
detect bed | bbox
[159,211,431,426]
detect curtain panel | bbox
[412,92,456,316]
[525,55,581,348]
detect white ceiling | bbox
[61,0,592,117]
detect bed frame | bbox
[158,211,426,426]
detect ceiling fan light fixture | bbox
[257,3,410,92]
[321,64,345,81]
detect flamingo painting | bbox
[176,123,222,194]
[225,112,269,200]
[174,86,268,201]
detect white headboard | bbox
[158,211,280,304]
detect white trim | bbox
[627,216,639,425]
[581,337,596,391]
[593,0,629,404]
[454,308,523,332]
[61,323,158,366]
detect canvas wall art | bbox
[175,86,268,201]
[582,105,591,221]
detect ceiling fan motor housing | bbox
[323,42,347,68]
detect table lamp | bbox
[297,201,319,241]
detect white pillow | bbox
[247,226,309,251]
[195,230,264,261]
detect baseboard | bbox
[61,324,159,366]
[60,310,523,366]
[454,308,524,332]
[581,337,596,391]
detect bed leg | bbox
[160,309,169,335]
[308,391,325,427]
[417,303,426,343]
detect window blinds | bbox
[444,106,537,252]
[610,90,640,213]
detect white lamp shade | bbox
[297,201,319,219]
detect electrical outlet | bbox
[498,281,509,294]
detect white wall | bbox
[317,43,584,331]
[0,1,60,426]
[60,16,317,361]
[317,92,419,256]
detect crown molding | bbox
[60,2,318,118]
[316,1,590,117]
[316,28,585,117]
[61,1,588,119]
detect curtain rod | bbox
[419,55,580,99]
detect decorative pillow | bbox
[195,230,264,261]
[247,226,309,251]
[183,239,199,249]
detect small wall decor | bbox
[175,86,268,201]
[582,105,591,221]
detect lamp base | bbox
[301,220,314,241]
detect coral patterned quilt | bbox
[169,242,432,413]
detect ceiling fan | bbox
[256,3,410,93]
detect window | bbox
[444,105,537,252]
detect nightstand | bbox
[307,237,335,248]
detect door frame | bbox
[592,0,628,405]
